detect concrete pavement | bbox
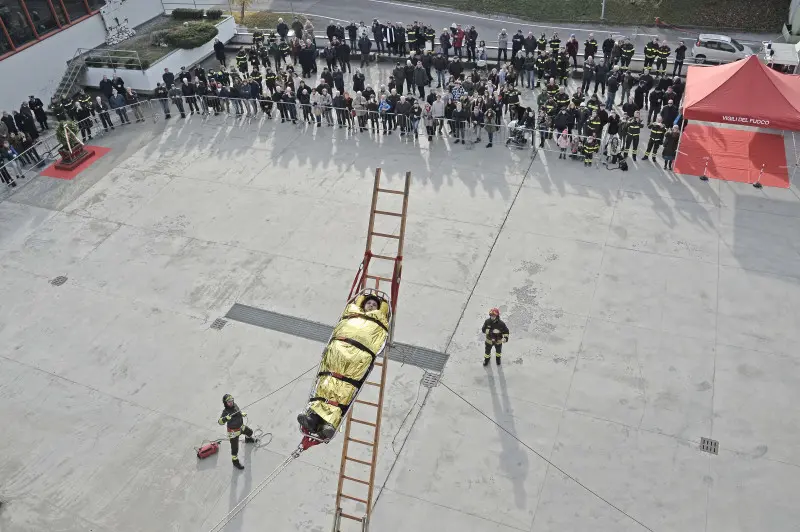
[1,60,800,532]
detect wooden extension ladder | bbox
[332,168,411,532]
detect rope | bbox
[241,364,318,409]
[438,380,656,532]
[206,447,304,532]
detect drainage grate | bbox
[50,276,68,286]
[225,303,449,373]
[421,371,441,388]
[700,437,719,455]
[210,318,227,330]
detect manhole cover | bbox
[421,371,440,388]
[50,276,68,286]
[700,437,719,455]
[210,318,227,330]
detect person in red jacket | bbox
[481,308,510,366]
[453,24,465,58]
[565,34,579,68]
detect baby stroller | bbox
[505,120,528,148]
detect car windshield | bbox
[730,39,745,51]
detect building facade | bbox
[0,0,165,112]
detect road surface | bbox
[245,0,777,52]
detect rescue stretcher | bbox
[297,287,392,444]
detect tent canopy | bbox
[683,55,800,131]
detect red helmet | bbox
[489,308,500,317]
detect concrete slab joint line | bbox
[225,303,449,372]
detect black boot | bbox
[483,357,489,366]
[496,356,501,365]
[233,458,244,470]
[245,436,258,443]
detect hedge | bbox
[205,9,223,20]
[171,8,204,20]
[164,22,219,49]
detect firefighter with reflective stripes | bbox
[482,308,509,366]
[219,394,258,470]
[236,48,249,74]
[537,33,547,53]
[643,38,658,69]
[407,24,418,52]
[545,77,559,98]
[535,52,546,87]
[643,116,666,160]
[253,29,265,47]
[656,42,671,76]
[548,32,561,54]
[625,111,643,160]
[620,39,635,71]
[583,133,599,166]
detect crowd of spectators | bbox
[2,17,692,189]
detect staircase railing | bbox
[54,48,143,102]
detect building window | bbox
[25,0,59,37]
[60,0,90,21]
[0,2,37,48]
[0,25,12,53]
[0,0,104,57]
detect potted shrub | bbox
[165,22,219,49]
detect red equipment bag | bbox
[196,441,220,459]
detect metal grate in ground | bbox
[225,303,449,373]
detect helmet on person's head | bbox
[223,394,235,406]
[489,308,500,317]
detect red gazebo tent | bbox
[675,56,800,187]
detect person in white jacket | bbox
[353,91,367,131]
[320,89,334,126]
[431,93,445,135]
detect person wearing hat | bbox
[219,394,258,470]
[481,308,509,366]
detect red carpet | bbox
[673,124,789,188]
[40,145,111,180]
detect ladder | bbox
[332,168,411,532]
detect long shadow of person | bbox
[226,439,254,532]
[486,362,530,510]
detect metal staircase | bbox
[332,169,411,532]
[54,48,142,101]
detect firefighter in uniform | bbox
[643,37,658,70]
[278,38,291,64]
[218,394,258,470]
[425,25,436,50]
[537,33,547,53]
[620,39,635,71]
[643,117,666,160]
[583,133,599,166]
[584,34,598,61]
[77,90,92,117]
[535,52,546,87]
[248,46,260,71]
[656,42,671,76]
[253,29,265,47]
[236,48,249,74]
[482,308,509,366]
[50,97,67,121]
[625,111,643,160]
[557,52,569,86]
[264,68,277,94]
[407,24,417,53]
[548,32,561,54]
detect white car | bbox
[691,34,754,64]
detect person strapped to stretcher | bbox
[297,292,390,441]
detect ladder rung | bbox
[374,210,403,217]
[340,493,369,504]
[340,512,364,522]
[371,253,397,261]
[365,274,392,282]
[343,475,370,486]
[371,231,400,239]
[350,418,377,427]
[345,455,372,466]
[377,188,405,195]
[354,399,379,407]
[364,381,380,387]
[373,361,384,367]
[347,437,375,446]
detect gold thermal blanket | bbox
[307,295,390,429]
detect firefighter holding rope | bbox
[219,394,259,470]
